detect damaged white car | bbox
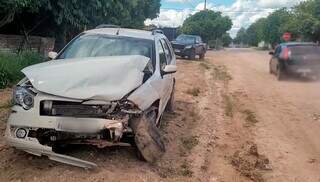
[5,27,177,169]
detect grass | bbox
[199,62,211,70]
[223,94,234,117]
[0,100,13,109]
[186,87,201,97]
[242,109,259,124]
[212,65,232,81]
[181,136,199,151]
[179,161,193,177]
[0,51,43,89]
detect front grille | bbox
[40,100,118,118]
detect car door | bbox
[153,38,173,116]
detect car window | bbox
[160,39,172,64]
[58,34,153,60]
[157,40,167,70]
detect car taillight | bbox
[282,47,291,61]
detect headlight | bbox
[185,45,192,49]
[13,86,35,110]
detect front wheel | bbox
[130,114,165,163]
[188,50,196,60]
[199,52,205,60]
[165,84,175,113]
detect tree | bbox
[0,0,161,50]
[181,10,232,43]
[234,27,248,45]
[221,33,232,47]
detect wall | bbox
[0,34,55,56]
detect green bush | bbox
[0,52,43,89]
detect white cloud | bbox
[145,0,306,38]
[145,9,193,27]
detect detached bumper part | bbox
[5,135,97,169]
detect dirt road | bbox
[0,49,319,182]
[210,49,320,182]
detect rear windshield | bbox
[289,45,320,55]
[58,34,153,59]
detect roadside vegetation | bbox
[186,87,201,97]
[0,52,43,89]
[181,10,233,49]
[234,0,320,47]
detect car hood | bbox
[22,55,149,101]
[171,41,192,46]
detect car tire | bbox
[165,84,175,113]
[269,61,273,74]
[188,50,196,60]
[199,52,205,60]
[130,113,165,163]
[276,65,284,81]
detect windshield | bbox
[176,35,196,44]
[58,34,153,59]
[289,45,320,55]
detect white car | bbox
[5,27,177,168]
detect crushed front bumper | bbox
[5,126,97,169]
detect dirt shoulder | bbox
[0,57,250,182]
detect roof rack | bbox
[95,24,120,29]
[152,29,164,35]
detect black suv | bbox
[171,34,206,60]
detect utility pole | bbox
[204,0,207,10]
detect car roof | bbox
[84,28,162,40]
[280,42,318,47]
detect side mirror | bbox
[162,65,177,75]
[269,51,274,55]
[48,51,58,60]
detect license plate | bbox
[297,68,311,73]
[175,49,181,53]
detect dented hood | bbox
[22,55,149,101]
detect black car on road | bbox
[269,42,320,80]
[171,34,206,60]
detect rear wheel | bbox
[269,61,273,74]
[276,65,284,81]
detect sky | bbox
[144,0,306,38]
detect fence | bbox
[0,34,55,56]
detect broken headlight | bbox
[119,100,141,114]
[13,86,35,110]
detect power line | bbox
[160,7,276,13]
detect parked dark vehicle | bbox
[171,34,206,60]
[269,42,320,80]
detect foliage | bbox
[235,0,320,47]
[222,33,232,47]
[0,52,43,88]
[181,10,232,43]
[0,0,161,50]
